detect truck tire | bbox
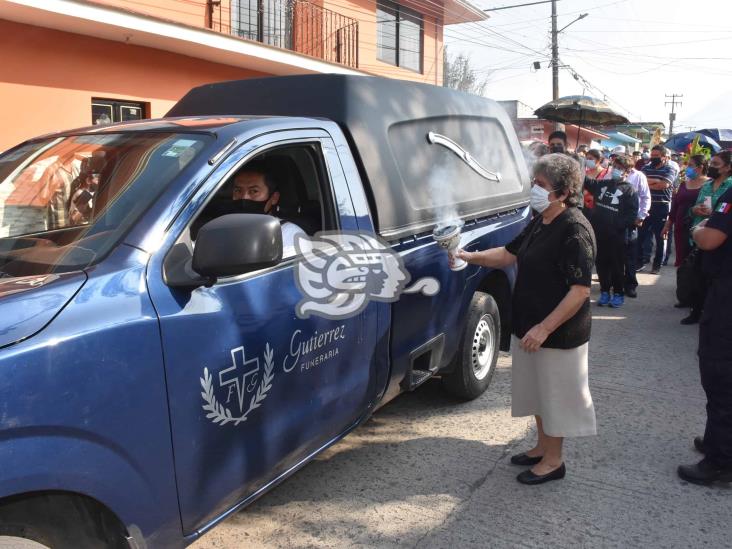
[0,494,127,549]
[442,291,500,400]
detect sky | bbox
[445,0,732,130]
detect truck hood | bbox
[0,272,87,349]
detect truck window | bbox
[0,132,211,277]
[186,142,334,260]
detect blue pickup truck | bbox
[0,75,530,548]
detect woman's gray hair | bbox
[532,153,582,207]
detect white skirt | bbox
[511,336,597,438]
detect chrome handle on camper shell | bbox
[427,132,501,182]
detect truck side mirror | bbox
[164,214,283,288]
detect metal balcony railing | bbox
[208,0,359,69]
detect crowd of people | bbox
[461,132,732,486]
[529,131,732,320]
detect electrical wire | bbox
[563,35,732,53]
[557,63,638,120]
[123,0,728,114]
[141,0,552,67]
[321,0,555,61]
[554,27,732,78]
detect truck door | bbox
[146,132,379,533]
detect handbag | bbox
[676,247,703,307]
[676,191,725,305]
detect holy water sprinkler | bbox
[433,222,467,271]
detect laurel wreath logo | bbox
[200,343,275,426]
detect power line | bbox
[558,26,731,58]
[484,0,556,11]
[565,50,732,77]
[445,30,552,56]
[563,35,732,53]
[567,29,732,33]
[557,63,637,120]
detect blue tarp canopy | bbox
[698,128,732,145]
[605,131,641,144]
[600,131,641,150]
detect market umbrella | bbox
[534,95,630,147]
[664,131,722,154]
[534,95,630,126]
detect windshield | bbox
[0,132,211,277]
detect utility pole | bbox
[665,94,683,137]
[551,0,558,101]
[483,1,577,105]
[550,3,587,101]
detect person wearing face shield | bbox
[548,130,568,155]
[584,155,639,308]
[454,154,597,486]
[230,160,305,258]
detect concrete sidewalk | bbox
[193,268,732,548]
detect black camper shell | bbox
[168,75,530,240]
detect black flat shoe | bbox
[694,436,706,454]
[517,463,566,485]
[674,303,688,308]
[677,459,732,485]
[681,314,700,325]
[510,453,543,466]
[625,288,637,298]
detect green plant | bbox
[682,135,713,165]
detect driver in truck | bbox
[231,160,305,258]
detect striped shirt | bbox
[642,162,678,204]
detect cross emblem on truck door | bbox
[219,346,260,413]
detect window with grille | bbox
[232,0,293,49]
[376,1,423,73]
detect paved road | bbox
[193,268,732,549]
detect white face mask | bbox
[585,159,596,170]
[530,184,557,213]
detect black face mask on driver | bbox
[235,199,268,215]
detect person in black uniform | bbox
[584,155,639,308]
[677,181,732,485]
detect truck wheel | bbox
[442,291,500,400]
[0,494,127,549]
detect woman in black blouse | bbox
[456,153,597,485]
